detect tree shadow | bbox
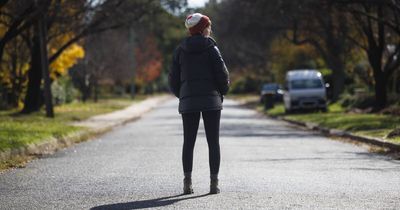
[90,193,210,210]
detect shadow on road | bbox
[90,193,209,210]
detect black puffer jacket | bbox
[168,35,230,113]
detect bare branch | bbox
[383,44,400,77]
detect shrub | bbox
[51,76,79,105]
[339,90,375,109]
[229,76,263,94]
[339,90,400,110]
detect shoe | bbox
[183,178,193,194]
[210,178,220,194]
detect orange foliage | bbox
[134,35,162,85]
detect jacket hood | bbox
[180,35,216,53]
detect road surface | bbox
[1,99,399,209]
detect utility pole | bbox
[36,0,54,118]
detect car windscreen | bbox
[262,84,279,90]
[290,79,323,89]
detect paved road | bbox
[1,99,399,210]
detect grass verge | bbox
[0,155,36,172]
[0,96,146,153]
[0,96,148,170]
[265,103,400,144]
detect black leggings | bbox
[182,110,221,175]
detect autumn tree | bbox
[0,0,157,114]
[0,0,37,109]
[0,35,30,108]
[0,0,36,64]
[139,5,186,92]
[134,35,163,93]
[0,0,187,113]
[75,0,186,100]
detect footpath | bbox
[0,95,172,164]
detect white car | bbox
[283,70,327,113]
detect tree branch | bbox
[285,24,329,64]
[0,0,9,9]
[384,44,400,78]
[48,22,126,64]
[348,6,400,34]
[0,2,38,62]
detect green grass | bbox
[0,96,145,152]
[355,130,400,143]
[264,103,400,144]
[230,93,400,144]
[287,112,398,132]
[265,104,285,116]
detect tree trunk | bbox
[21,8,54,117]
[369,50,387,110]
[81,85,89,102]
[93,78,98,102]
[328,60,345,102]
[0,41,6,64]
[37,11,54,118]
[374,72,387,109]
[10,52,19,107]
[325,33,346,102]
[21,32,43,114]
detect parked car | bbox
[260,83,283,104]
[283,70,327,113]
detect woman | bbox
[168,13,230,195]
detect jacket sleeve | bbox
[210,46,230,95]
[168,47,181,98]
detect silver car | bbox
[283,70,327,113]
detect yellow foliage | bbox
[0,25,6,38]
[50,43,85,79]
[0,10,11,37]
[0,52,30,88]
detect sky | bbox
[187,0,208,8]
